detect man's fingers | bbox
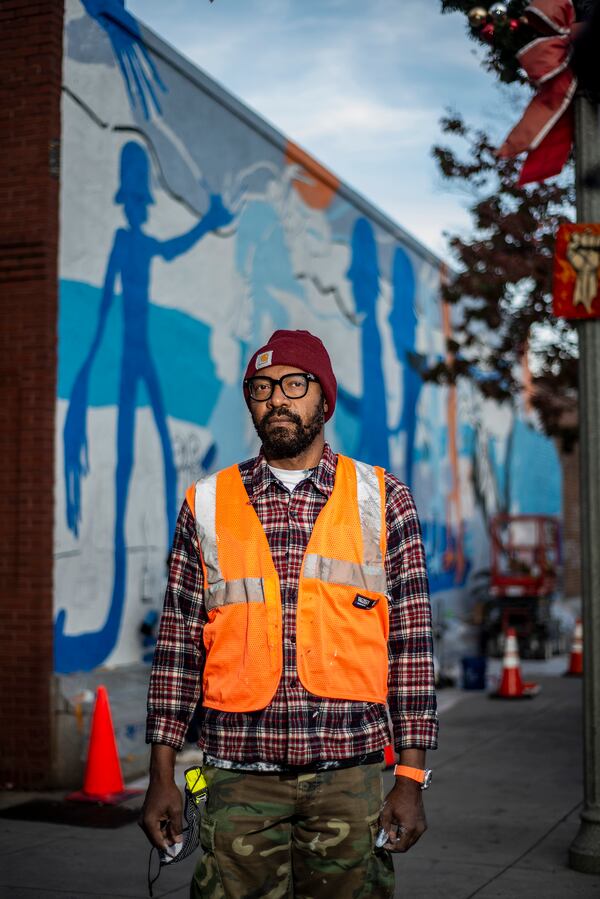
[139,780,183,850]
[384,824,411,852]
[386,823,427,853]
[378,804,412,851]
[138,814,170,850]
[139,803,183,850]
[164,816,183,846]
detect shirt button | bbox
[289,678,297,687]
[289,634,296,643]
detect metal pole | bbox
[569,88,600,874]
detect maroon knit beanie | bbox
[243,330,337,422]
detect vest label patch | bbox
[353,594,379,610]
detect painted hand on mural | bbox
[57,141,233,673]
[203,193,235,233]
[566,230,600,313]
[81,0,167,120]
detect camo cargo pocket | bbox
[361,820,395,898]
[190,816,226,899]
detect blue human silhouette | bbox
[57,141,232,673]
[389,246,421,487]
[345,218,390,469]
[82,0,167,120]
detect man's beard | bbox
[253,400,325,459]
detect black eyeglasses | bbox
[245,372,319,402]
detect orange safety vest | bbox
[185,454,389,712]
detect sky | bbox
[127,0,525,260]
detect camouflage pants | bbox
[190,762,394,899]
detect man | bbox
[141,329,438,898]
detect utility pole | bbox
[569,1,600,874]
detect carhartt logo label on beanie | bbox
[243,329,337,422]
[255,351,273,370]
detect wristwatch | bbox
[393,764,433,790]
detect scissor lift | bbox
[482,515,563,659]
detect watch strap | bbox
[393,764,426,783]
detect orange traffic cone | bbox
[68,685,143,804]
[490,628,540,700]
[383,745,396,768]
[564,619,583,677]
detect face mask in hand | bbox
[147,766,208,897]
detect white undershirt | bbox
[268,465,313,493]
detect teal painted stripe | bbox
[57,279,221,425]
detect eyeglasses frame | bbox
[244,371,319,402]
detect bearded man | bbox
[141,329,438,898]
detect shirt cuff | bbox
[393,713,439,750]
[145,714,188,751]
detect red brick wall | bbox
[0,0,63,788]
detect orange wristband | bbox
[393,764,426,783]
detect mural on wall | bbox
[58,137,233,672]
[55,0,562,674]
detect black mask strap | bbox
[147,845,162,897]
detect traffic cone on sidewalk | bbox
[68,685,143,804]
[490,628,540,700]
[564,619,583,677]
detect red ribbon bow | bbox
[498,0,581,186]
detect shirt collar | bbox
[249,443,337,499]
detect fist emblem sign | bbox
[566,230,600,314]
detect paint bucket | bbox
[461,656,487,691]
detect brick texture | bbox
[0,0,63,788]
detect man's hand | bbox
[378,776,427,853]
[139,744,183,850]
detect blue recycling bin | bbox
[461,656,487,691]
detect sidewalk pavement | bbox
[1,666,599,898]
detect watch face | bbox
[422,769,433,790]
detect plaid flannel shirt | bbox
[146,444,438,766]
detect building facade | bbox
[0,0,562,788]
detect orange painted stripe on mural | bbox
[441,263,466,583]
[284,140,340,210]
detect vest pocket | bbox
[298,580,389,703]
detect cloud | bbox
[129,0,511,257]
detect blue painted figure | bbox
[346,217,390,469]
[57,141,232,673]
[82,0,167,119]
[389,246,421,488]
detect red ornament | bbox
[481,22,495,41]
[509,18,519,30]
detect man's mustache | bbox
[264,410,302,426]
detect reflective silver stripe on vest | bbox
[205,577,265,612]
[303,554,387,593]
[194,474,224,591]
[194,476,266,612]
[354,459,383,564]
